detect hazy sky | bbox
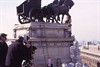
[0,0,100,42]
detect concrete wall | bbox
[29,22,74,67]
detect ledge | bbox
[30,22,69,29]
[29,36,75,42]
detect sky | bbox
[0,0,100,42]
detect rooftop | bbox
[80,45,100,56]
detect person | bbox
[5,36,32,67]
[0,33,8,67]
[47,58,53,67]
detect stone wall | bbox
[28,22,74,67]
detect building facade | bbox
[80,45,100,67]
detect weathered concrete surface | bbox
[28,22,75,67]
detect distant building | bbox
[80,44,100,67]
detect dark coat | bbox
[0,40,8,67]
[5,40,31,67]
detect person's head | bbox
[18,36,24,42]
[0,33,7,42]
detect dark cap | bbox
[19,36,24,39]
[18,36,24,41]
[0,33,7,37]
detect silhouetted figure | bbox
[41,3,58,23]
[5,36,31,67]
[52,0,74,23]
[0,33,8,67]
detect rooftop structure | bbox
[80,44,100,67]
